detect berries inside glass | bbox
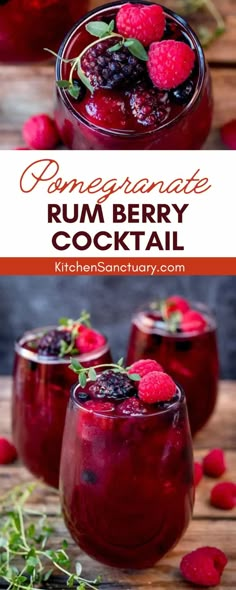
[0,0,88,63]
[126,301,219,435]
[55,1,212,150]
[60,370,194,568]
[12,326,112,488]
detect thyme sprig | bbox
[58,311,91,357]
[150,299,182,333]
[69,357,141,388]
[0,483,100,590]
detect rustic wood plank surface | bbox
[0,377,235,589]
[0,0,235,150]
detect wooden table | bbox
[0,377,235,589]
[0,0,235,149]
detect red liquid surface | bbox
[0,0,88,63]
[126,310,219,435]
[60,383,194,568]
[55,2,213,149]
[12,331,112,488]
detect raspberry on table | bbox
[81,38,146,90]
[76,326,106,354]
[180,309,207,333]
[116,3,165,46]
[220,119,236,149]
[147,40,195,90]
[38,329,72,356]
[130,86,170,127]
[210,482,236,510]
[180,546,228,587]
[203,449,226,478]
[194,461,203,486]
[81,89,129,130]
[90,370,137,401]
[128,358,163,378]
[138,371,176,404]
[22,114,60,149]
[166,295,190,315]
[0,438,18,464]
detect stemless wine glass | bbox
[60,377,194,568]
[0,0,89,63]
[54,1,213,150]
[12,326,112,488]
[126,302,219,435]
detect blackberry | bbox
[38,329,72,356]
[90,370,137,401]
[81,38,146,90]
[130,86,170,127]
[170,78,195,105]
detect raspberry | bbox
[210,482,236,510]
[0,438,17,464]
[180,310,207,333]
[76,326,106,354]
[22,114,60,149]
[116,3,165,46]
[130,86,170,127]
[220,119,236,149]
[81,38,146,90]
[203,449,226,478]
[138,371,176,404]
[148,40,195,90]
[117,397,149,416]
[194,462,203,486]
[90,370,136,401]
[128,358,163,378]
[81,89,129,130]
[83,400,115,414]
[166,295,190,316]
[180,546,228,587]
[38,329,72,356]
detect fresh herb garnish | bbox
[150,299,182,333]
[69,357,141,388]
[45,19,148,96]
[58,311,91,357]
[0,483,100,590]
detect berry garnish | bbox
[81,89,129,130]
[180,546,228,587]
[147,40,195,90]
[170,78,195,104]
[116,397,149,416]
[69,357,141,388]
[180,310,207,333]
[210,482,236,510]
[138,371,176,404]
[129,85,170,127]
[128,358,163,378]
[220,119,236,149]
[194,462,203,486]
[81,38,146,90]
[83,400,115,413]
[76,325,106,354]
[38,329,72,356]
[116,3,165,46]
[0,438,17,465]
[165,295,190,316]
[22,114,60,150]
[203,449,226,478]
[90,370,137,401]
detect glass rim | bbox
[14,325,110,365]
[56,0,206,139]
[70,375,185,418]
[133,300,217,338]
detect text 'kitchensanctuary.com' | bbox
[54,260,186,275]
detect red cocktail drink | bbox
[60,364,194,568]
[0,0,89,63]
[126,298,219,435]
[12,321,112,487]
[55,1,212,149]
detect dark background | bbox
[0,275,236,377]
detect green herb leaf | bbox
[108,19,115,33]
[86,20,111,38]
[108,42,123,52]
[68,84,81,99]
[88,368,97,381]
[77,64,94,93]
[128,373,141,381]
[125,38,148,61]
[79,372,87,388]
[57,79,71,88]
[70,359,83,372]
